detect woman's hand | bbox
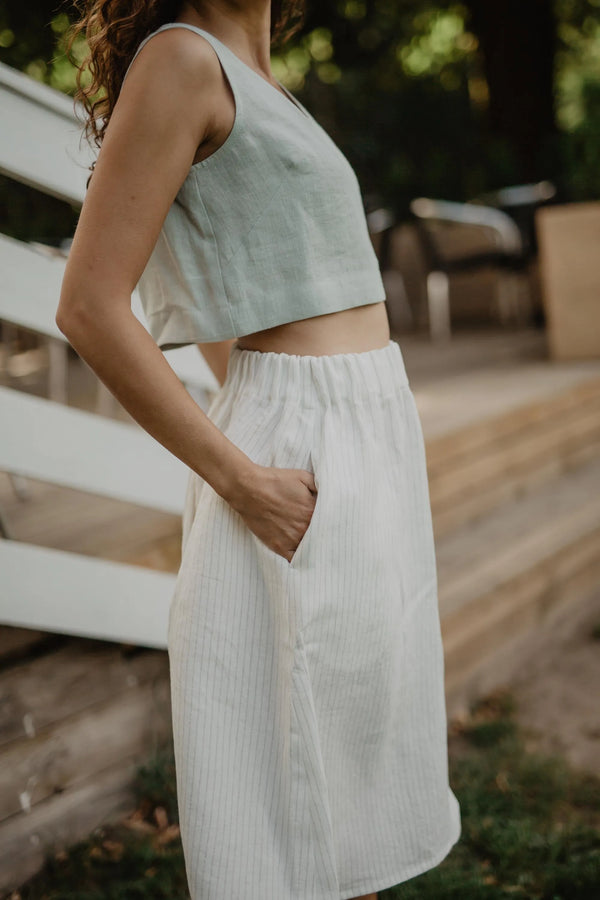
[232,465,318,563]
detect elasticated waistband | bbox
[225,339,410,407]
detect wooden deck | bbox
[1,324,600,891]
[402,326,600,438]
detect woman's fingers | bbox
[301,471,317,495]
[239,466,317,560]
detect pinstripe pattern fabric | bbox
[168,338,461,899]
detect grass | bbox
[6,688,600,900]
[381,690,600,900]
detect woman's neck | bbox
[177,0,274,79]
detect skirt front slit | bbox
[167,338,462,899]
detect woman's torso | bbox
[178,14,390,356]
[234,302,390,355]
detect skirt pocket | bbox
[288,452,321,569]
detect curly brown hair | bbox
[66,0,306,169]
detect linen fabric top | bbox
[122,22,387,349]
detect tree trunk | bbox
[465,0,558,182]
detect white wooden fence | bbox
[0,60,219,649]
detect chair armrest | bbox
[410,197,523,255]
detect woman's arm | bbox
[56,27,317,561]
[56,29,251,506]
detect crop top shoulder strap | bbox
[122,21,310,120]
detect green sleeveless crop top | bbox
[122,22,387,350]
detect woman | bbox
[57,1,461,897]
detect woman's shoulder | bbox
[122,23,225,93]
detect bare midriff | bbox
[235,300,390,356]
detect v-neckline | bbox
[172,22,311,120]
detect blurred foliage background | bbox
[1,0,599,227]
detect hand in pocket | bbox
[234,463,318,563]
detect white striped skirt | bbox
[168,338,461,899]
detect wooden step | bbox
[426,374,600,535]
[0,640,169,749]
[437,454,600,714]
[0,473,182,572]
[0,640,172,893]
[0,758,144,892]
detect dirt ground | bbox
[484,588,600,780]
